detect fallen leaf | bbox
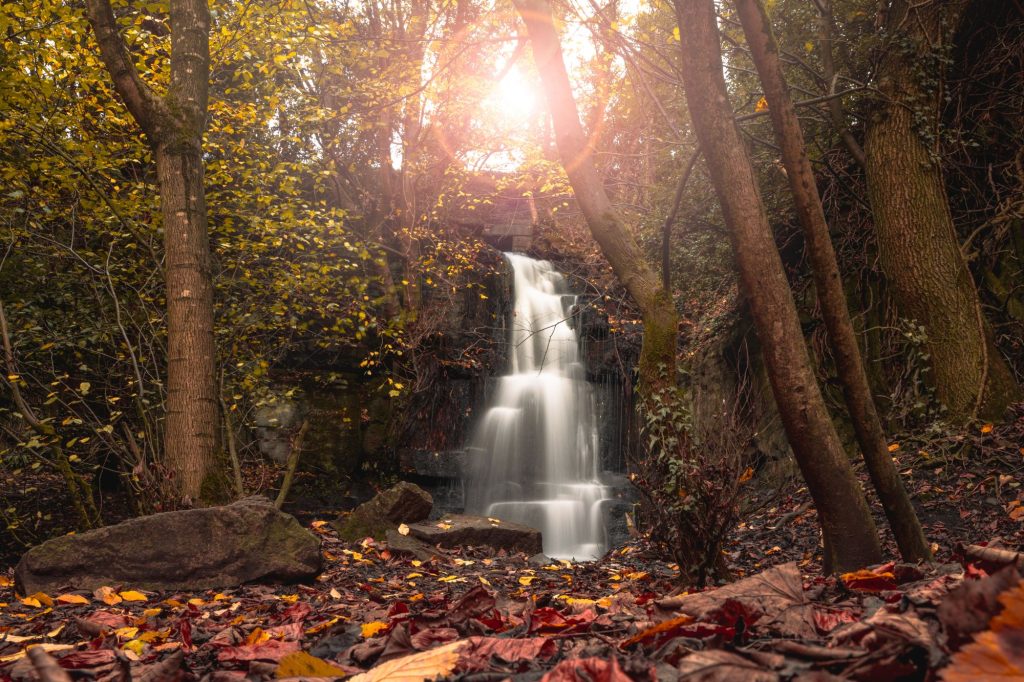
[348,640,463,682]
[55,594,89,605]
[362,621,389,638]
[275,650,348,678]
[94,586,122,605]
[398,524,410,536]
[119,590,148,602]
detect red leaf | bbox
[541,656,632,682]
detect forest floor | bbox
[1,416,1023,680]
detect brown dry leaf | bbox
[941,579,1024,680]
[0,643,74,663]
[94,586,122,605]
[348,641,463,682]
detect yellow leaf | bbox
[119,591,148,602]
[56,594,89,605]
[305,617,341,635]
[187,598,206,606]
[348,640,463,682]
[246,628,270,645]
[114,627,139,639]
[19,597,41,608]
[755,97,769,112]
[142,608,162,618]
[276,651,348,678]
[397,523,410,536]
[123,639,146,656]
[672,26,680,41]
[804,40,814,52]
[518,576,537,586]
[361,621,389,638]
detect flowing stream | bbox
[465,253,612,560]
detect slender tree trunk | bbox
[735,0,930,562]
[86,0,218,501]
[673,0,881,571]
[864,0,1020,422]
[512,0,678,398]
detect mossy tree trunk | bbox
[673,0,882,572]
[863,0,1020,422]
[734,0,931,562]
[86,0,219,502]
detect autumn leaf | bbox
[398,523,410,536]
[840,568,899,592]
[275,650,347,678]
[942,579,1024,680]
[361,621,389,638]
[56,593,90,605]
[348,640,463,682]
[755,97,769,112]
[119,590,148,602]
[94,586,122,605]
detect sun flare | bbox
[484,65,539,128]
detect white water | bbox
[465,253,612,560]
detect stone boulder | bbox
[15,497,321,594]
[332,482,433,541]
[406,514,542,555]
[384,529,438,562]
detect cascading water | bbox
[465,253,612,560]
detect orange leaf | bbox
[941,579,1024,681]
[56,594,90,605]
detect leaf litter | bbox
[2,417,1024,681]
[1,522,1023,682]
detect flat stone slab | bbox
[15,497,322,594]
[406,514,542,555]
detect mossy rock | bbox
[331,482,432,541]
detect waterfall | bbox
[465,253,612,560]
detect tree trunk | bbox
[864,0,1020,422]
[86,0,218,502]
[673,0,881,572]
[512,0,678,398]
[735,0,930,563]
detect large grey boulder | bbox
[15,496,321,594]
[332,482,433,541]
[406,514,542,555]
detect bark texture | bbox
[735,0,930,562]
[86,0,218,500]
[673,0,881,571]
[864,0,1020,421]
[513,0,678,395]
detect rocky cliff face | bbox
[253,248,637,549]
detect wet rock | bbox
[14,497,321,593]
[332,482,433,541]
[385,530,438,562]
[528,552,552,567]
[406,514,542,555]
